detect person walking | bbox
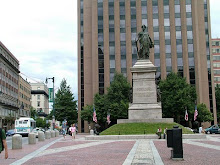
[62,120,67,139]
[70,124,76,140]
[0,128,8,159]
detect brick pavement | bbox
[0,134,220,165]
[154,135,220,165]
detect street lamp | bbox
[45,77,55,130]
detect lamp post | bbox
[46,77,55,130]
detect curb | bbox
[85,134,206,140]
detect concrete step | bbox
[85,134,206,140]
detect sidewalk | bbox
[0,134,219,165]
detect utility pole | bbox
[46,77,55,130]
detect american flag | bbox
[194,105,198,121]
[185,109,188,121]
[93,105,97,123]
[107,114,111,125]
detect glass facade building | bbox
[78,0,217,133]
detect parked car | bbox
[205,125,220,134]
[6,129,15,136]
[32,128,45,137]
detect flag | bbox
[185,109,188,121]
[107,114,111,125]
[194,105,198,121]
[93,105,97,123]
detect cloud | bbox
[210,0,220,38]
[0,0,78,100]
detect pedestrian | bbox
[157,127,162,139]
[163,128,167,139]
[199,125,203,134]
[69,124,76,140]
[62,121,67,139]
[0,128,8,159]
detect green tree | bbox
[197,103,213,123]
[36,118,45,128]
[80,73,131,129]
[80,105,93,123]
[54,79,78,126]
[30,106,38,119]
[159,72,197,123]
[105,72,130,123]
[215,84,220,123]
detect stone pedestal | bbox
[118,60,173,123]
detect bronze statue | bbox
[136,25,154,60]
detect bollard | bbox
[38,131,45,141]
[167,126,183,160]
[51,130,55,138]
[28,133,36,144]
[90,129,94,135]
[45,131,51,139]
[55,130,59,137]
[12,134,22,149]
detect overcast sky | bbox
[0,0,219,101]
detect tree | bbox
[80,73,131,129]
[54,79,78,126]
[159,72,197,123]
[197,103,213,123]
[215,84,220,123]
[105,73,130,123]
[80,105,93,123]
[30,106,38,119]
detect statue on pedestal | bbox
[136,25,154,60]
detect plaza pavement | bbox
[0,134,220,165]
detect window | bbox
[165,45,171,53]
[186,18,192,25]
[175,18,181,26]
[153,19,159,26]
[37,101,40,107]
[164,6,169,13]
[186,5,192,12]
[175,5,180,13]
[176,31,182,39]
[187,31,193,39]
[165,32,170,39]
[37,95,40,100]
[164,19,170,26]
[154,32,159,40]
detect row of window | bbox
[212,49,220,53]
[212,41,220,46]
[19,84,31,94]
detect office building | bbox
[18,75,31,117]
[212,38,220,85]
[78,0,216,132]
[0,41,19,130]
[30,83,49,115]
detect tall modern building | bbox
[212,38,220,85]
[0,41,20,130]
[78,0,217,132]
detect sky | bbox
[0,0,220,101]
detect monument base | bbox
[117,118,173,124]
[128,103,162,119]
